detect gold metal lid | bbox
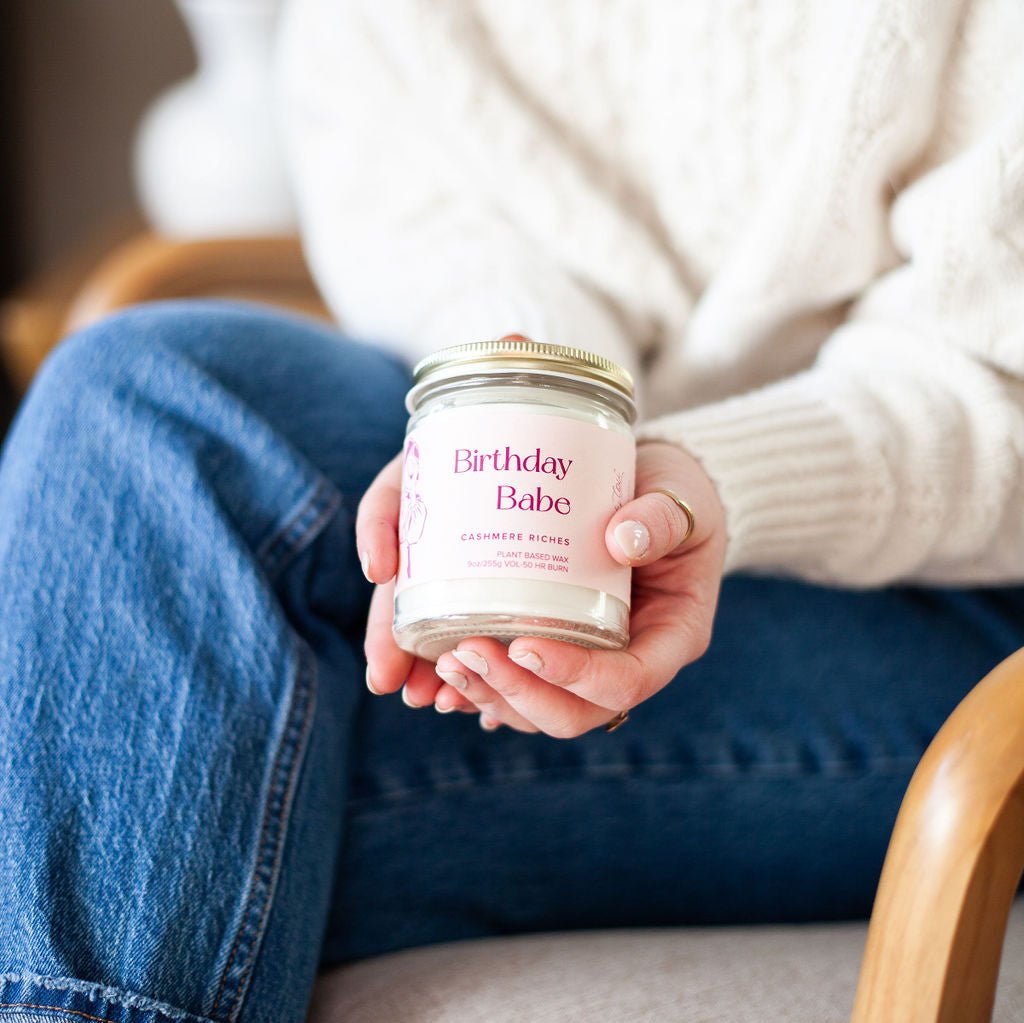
[409,334,635,408]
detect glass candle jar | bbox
[393,335,636,661]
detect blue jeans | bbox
[1,302,1022,1023]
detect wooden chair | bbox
[0,231,330,392]
[13,235,1024,1021]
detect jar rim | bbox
[409,335,635,406]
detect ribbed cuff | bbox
[636,371,888,578]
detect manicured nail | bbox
[452,649,489,677]
[401,685,419,708]
[509,648,543,673]
[365,665,380,695]
[437,668,468,691]
[480,715,500,731]
[613,520,650,560]
[360,549,372,582]
[435,702,457,714]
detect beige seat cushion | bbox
[309,898,1024,1022]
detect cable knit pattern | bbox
[280,0,1024,586]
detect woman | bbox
[1,2,1023,1022]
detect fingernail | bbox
[480,715,500,731]
[435,702,457,714]
[613,520,650,560]
[437,668,468,691]
[509,648,543,673]
[360,549,372,582]
[365,665,380,695]
[401,685,419,708]
[452,649,489,677]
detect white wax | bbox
[394,577,630,660]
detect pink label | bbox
[396,408,635,602]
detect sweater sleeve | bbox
[277,0,640,382]
[637,107,1024,587]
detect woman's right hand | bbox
[356,451,465,707]
[356,452,408,690]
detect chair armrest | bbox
[852,647,1024,1023]
[65,232,330,333]
[0,218,143,391]
[2,232,332,393]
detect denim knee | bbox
[14,303,211,447]
[24,301,262,416]
[17,301,409,493]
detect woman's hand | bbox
[357,442,727,736]
[357,452,464,705]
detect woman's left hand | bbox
[417,441,728,736]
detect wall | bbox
[9,0,193,279]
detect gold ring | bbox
[604,710,629,733]
[649,488,695,545]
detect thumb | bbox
[606,488,698,566]
[604,441,723,567]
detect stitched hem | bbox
[256,478,342,582]
[207,645,318,1022]
[347,754,925,811]
[0,974,213,1023]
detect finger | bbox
[435,645,542,734]
[447,674,542,734]
[364,578,412,694]
[506,575,714,715]
[605,492,692,566]
[506,638,647,715]
[433,683,476,714]
[605,441,718,567]
[441,640,612,738]
[434,660,542,734]
[354,452,402,583]
[401,658,444,708]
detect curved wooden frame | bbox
[853,647,1024,1022]
[64,232,329,334]
[1,232,329,393]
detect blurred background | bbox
[1,1,193,433]
[4,2,191,286]
[2,0,322,439]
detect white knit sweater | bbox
[279,0,1024,587]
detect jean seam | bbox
[207,646,318,1022]
[0,1002,210,1023]
[0,976,215,1023]
[256,479,342,582]
[346,754,926,811]
[0,1006,116,1023]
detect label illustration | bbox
[396,408,636,603]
